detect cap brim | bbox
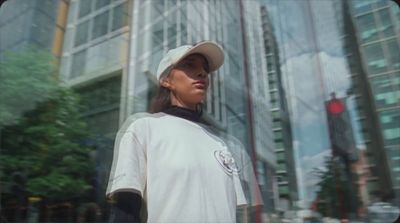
[176,41,224,73]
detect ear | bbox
[160,78,172,89]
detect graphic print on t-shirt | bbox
[214,150,240,175]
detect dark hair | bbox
[149,85,204,114]
[149,85,171,113]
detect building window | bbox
[96,0,111,10]
[277,163,287,172]
[383,129,400,143]
[271,100,279,108]
[79,75,121,112]
[180,22,188,43]
[392,4,400,25]
[79,0,92,18]
[112,2,129,31]
[270,91,279,103]
[378,9,395,38]
[364,43,387,75]
[375,0,388,8]
[75,0,128,48]
[273,120,281,129]
[272,110,280,120]
[77,75,121,136]
[70,50,86,78]
[371,75,398,108]
[276,152,285,162]
[152,20,163,46]
[351,0,374,15]
[274,130,283,140]
[167,24,177,49]
[379,110,400,146]
[394,72,400,90]
[388,147,400,172]
[356,13,378,43]
[75,20,89,47]
[269,80,277,90]
[92,11,109,40]
[386,39,400,70]
[277,175,288,183]
[152,0,164,20]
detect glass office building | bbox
[60,0,130,138]
[260,5,298,211]
[59,0,131,212]
[0,0,68,60]
[342,0,400,204]
[2,0,399,222]
[264,0,399,220]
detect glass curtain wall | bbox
[1,0,399,222]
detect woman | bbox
[107,41,262,223]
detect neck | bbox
[170,97,197,110]
[163,105,203,123]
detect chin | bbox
[189,96,206,105]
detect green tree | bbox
[0,49,94,203]
[0,48,58,127]
[312,156,361,219]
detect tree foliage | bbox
[0,48,58,127]
[0,49,94,202]
[312,156,361,219]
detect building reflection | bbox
[0,0,399,222]
[337,0,400,205]
[260,5,298,213]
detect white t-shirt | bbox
[106,112,262,223]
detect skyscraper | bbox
[338,0,400,204]
[60,0,130,138]
[59,0,131,205]
[260,5,298,211]
[0,0,69,61]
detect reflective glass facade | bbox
[1,0,399,222]
[0,0,67,59]
[348,0,400,204]
[260,5,298,211]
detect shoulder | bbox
[204,126,244,148]
[118,112,166,134]
[114,112,166,144]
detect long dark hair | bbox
[149,85,171,113]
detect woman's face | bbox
[161,54,210,109]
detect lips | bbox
[193,81,206,89]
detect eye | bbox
[203,66,210,73]
[183,62,194,68]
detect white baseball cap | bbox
[156,41,224,81]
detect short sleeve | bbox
[218,132,264,207]
[106,121,147,198]
[239,154,263,207]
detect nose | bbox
[197,71,208,79]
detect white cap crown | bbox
[156,41,224,81]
